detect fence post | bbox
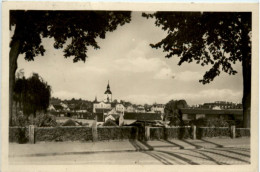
[92,120,98,142]
[145,126,150,141]
[192,125,196,140]
[29,125,35,144]
[231,125,236,139]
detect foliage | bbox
[143,12,251,84]
[34,113,58,127]
[197,127,231,139]
[14,111,28,127]
[9,11,131,126]
[13,73,51,117]
[62,119,77,126]
[35,127,93,142]
[9,127,28,143]
[143,12,252,128]
[97,127,137,140]
[236,128,250,137]
[164,99,188,126]
[190,118,229,127]
[10,11,132,62]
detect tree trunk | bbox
[241,18,251,128]
[9,39,20,126]
[242,55,251,128]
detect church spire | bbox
[107,80,110,90]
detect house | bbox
[48,104,55,111]
[105,114,119,122]
[151,104,165,114]
[199,101,238,109]
[125,105,135,112]
[135,105,145,113]
[180,108,243,121]
[115,103,125,114]
[123,112,162,125]
[52,104,64,112]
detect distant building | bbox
[93,82,125,123]
[136,105,145,113]
[125,105,135,112]
[123,112,162,125]
[104,81,112,103]
[180,108,243,121]
[199,101,241,109]
[151,103,165,114]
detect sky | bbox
[14,12,243,106]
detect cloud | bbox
[175,71,202,82]
[84,66,108,74]
[114,56,166,73]
[166,89,242,105]
[154,68,175,80]
[52,90,83,100]
[123,89,242,105]
[123,94,167,105]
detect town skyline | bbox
[14,12,243,105]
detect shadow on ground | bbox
[10,139,250,165]
[128,139,250,165]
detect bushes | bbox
[236,128,250,137]
[62,119,77,126]
[150,127,164,140]
[166,127,191,139]
[150,127,191,140]
[34,113,58,127]
[197,127,231,139]
[190,118,229,127]
[97,127,137,140]
[35,126,93,142]
[9,127,29,143]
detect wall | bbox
[9,126,250,143]
[9,127,29,143]
[97,126,138,141]
[196,127,231,139]
[35,126,93,142]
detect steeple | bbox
[93,95,98,103]
[104,80,112,102]
[107,80,110,90]
[104,80,112,94]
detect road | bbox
[10,146,250,165]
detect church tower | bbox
[104,81,112,102]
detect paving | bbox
[9,137,250,165]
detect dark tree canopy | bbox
[9,10,131,125]
[143,12,251,83]
[10,10,132,62]
[164,99,188,126]
[143,12,252,128]
[14,73,51,117]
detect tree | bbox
[143,12,251,128]
[164,99,188,126]
[9,11,131,125]
[13,73,51,118]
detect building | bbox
[199,101,239,109]
[104,81,112,103]
[123,112,163,125]
[93,82,125,122]
[135,105,145,113]
[151,103,165,114]
[125,105,135,112]
[180,108,243,121]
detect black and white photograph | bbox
[1,2,258,172]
